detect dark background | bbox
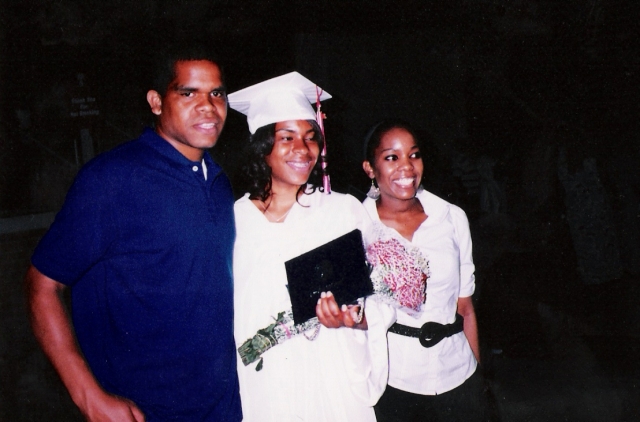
[1,1,639,420]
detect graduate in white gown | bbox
[228,73,393,422]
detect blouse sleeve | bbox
[450,205,476,298]
[335,298,396,406]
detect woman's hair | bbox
[363,119,420,166]
[242,119,325,201]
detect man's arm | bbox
[25,265,145,422]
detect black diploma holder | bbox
[285,229,373,326]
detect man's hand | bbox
[25,265,145,421]
[81,391,145,422]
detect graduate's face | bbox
[147,60,227,161]
[364,128,423,201]
[266,120,320,191]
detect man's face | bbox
[147,60,227,161]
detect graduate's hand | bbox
[316,292,367,329]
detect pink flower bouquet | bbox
[365,234,429,316]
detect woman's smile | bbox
[368,127,423,202]
[265,120,320,193]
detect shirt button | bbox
[192,166,198,172]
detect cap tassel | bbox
[316,86,331,194]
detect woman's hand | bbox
[457,296,481,364]
[316,292,367,329]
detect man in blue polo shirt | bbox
[25,46,241,421]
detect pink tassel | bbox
[316,86,331,194]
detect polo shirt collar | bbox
[139,128,222,177]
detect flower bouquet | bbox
[237,310,319,371]
[365,226,429,316]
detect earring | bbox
[367,178,380,200]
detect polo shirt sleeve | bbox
[31,160,119,286]
[451,205,476,298]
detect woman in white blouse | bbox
[361,120,488,422]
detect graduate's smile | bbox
[266,120,320,192]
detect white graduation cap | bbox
[227,71,332,134]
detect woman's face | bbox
[265,120,320,191]
[364,127,423,201]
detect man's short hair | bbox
[151,43,225,97]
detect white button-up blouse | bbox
[363,189,477,395]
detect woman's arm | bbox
[457,296,480,364]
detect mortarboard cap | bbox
[228,71,332,134]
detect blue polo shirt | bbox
[32,128,241,421]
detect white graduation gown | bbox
[233,191,393,422]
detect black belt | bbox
[388,314,464,348]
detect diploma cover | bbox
[285,229,373,325]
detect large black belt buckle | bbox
[419,321,445,348]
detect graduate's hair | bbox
[242,119,325,201]
[363,119,420,166]
[151,43,225,97]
